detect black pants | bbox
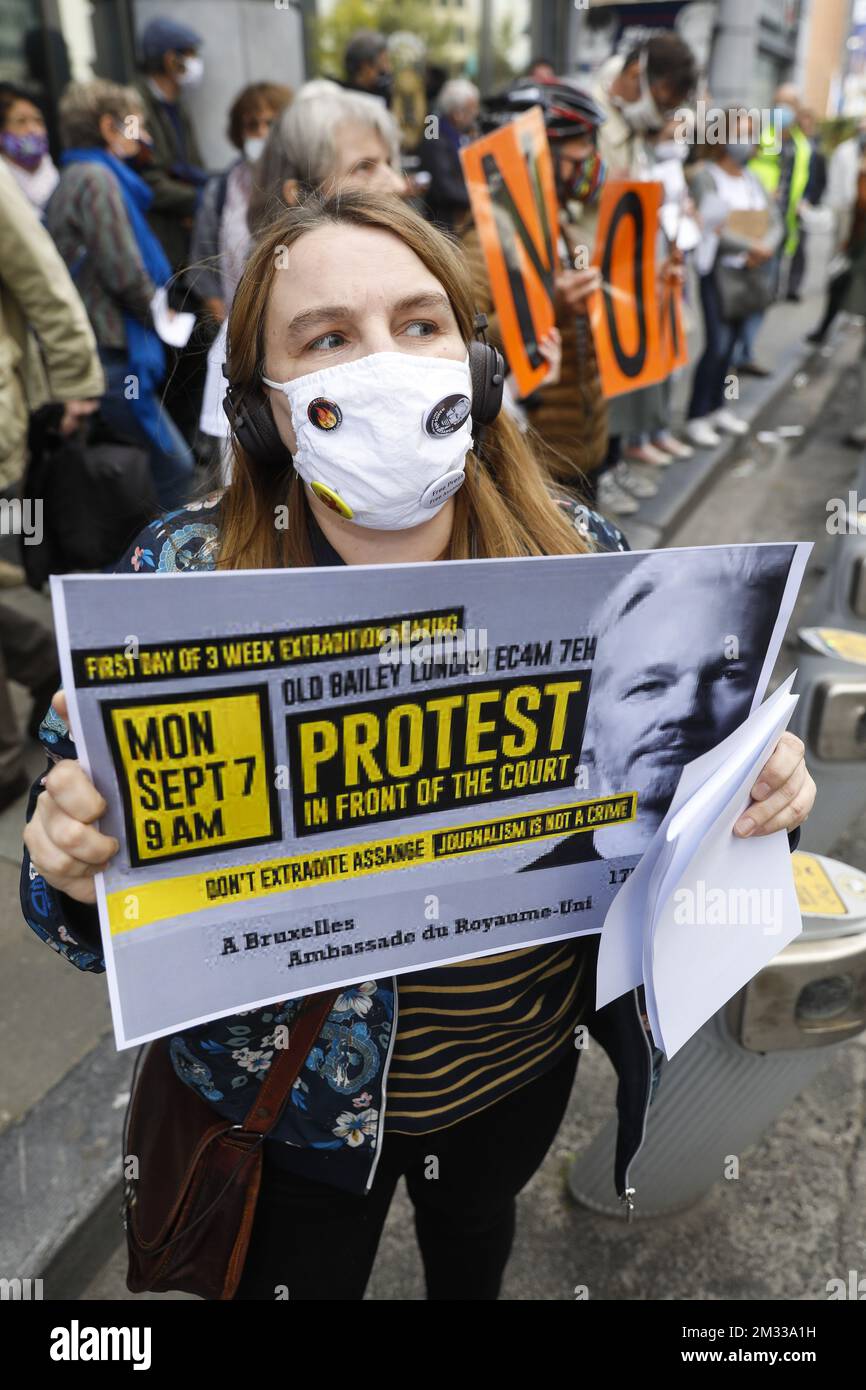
[688,272,739,420]
[788,225,806,299]
[233,1046,580,1301]
[813,268,852,341]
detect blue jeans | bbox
[97,348,195,510]
[688,273,739,420]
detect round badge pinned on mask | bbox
[263,351,475,530]
[308,398,342,431]
[420,470,465,509]
[310,481,353,517]
[424,393,472,438]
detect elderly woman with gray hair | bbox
[44,78,195,508]
[199,79,407,459]
[417,78,481,232]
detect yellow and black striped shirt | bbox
[384,939,594,1134]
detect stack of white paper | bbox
[597,673,803,1058]
[150,286,196,348]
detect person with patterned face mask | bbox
[0,85,58,215]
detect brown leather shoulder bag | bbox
[123,992,339,1300]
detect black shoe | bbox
[806,329,826,345]
[737,361,771,378]
[0,770,31,814]
[786,292,802,303]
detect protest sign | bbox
[460,108,560,398]
[51,542,809,1048]
[590,179,669,398]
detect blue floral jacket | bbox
[19,493,793,1203]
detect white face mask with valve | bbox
[262,350,474,530]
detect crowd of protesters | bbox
[0,17,859,802]
[0,17,855,807]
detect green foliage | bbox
[312,0,460,79]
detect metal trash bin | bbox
[798,519,866,634]
[569,852,866,1218]
[786,633,866,852]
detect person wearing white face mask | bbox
[591,35,699,497]
[134,17,209,274]
[644,118,701,463]
[593,35,697,177]
[686,112,783,448]
[20,191,815,1301]
[186,83,293,326]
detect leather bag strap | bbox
[239,990,339,1137]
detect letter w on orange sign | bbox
[589,180,667,399]
[460,108,560,398]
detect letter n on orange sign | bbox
[589,181,666,399]
[460,109,559,398]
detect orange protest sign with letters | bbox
[589,180,668,399]
[460,108,560,398]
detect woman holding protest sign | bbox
[21,191,815,1302]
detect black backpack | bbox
[20,403,159,587]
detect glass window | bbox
[0,0,41,83]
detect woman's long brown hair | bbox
[218,191,591,570]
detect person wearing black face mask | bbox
[343,29,394,107]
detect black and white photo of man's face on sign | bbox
[528,547,793,868]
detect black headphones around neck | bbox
[221,312,505,471]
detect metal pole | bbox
[709,0,760,108]
[479,0,494,97]
[567,0,586,75]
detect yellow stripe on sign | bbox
[106,791,636,936]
